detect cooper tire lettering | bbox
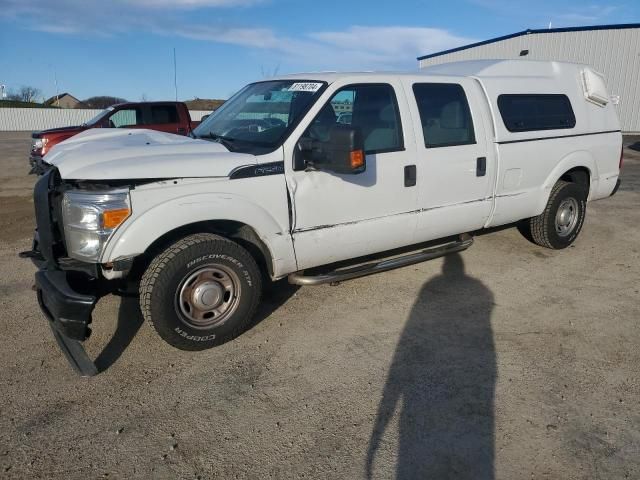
[140,233,262,351]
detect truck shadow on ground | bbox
[93,280,299,373]
[366,253,496,479]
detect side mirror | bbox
[297,125,366,174]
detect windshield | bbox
[192,80,326,153]
[84,107,114,126]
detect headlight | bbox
[62,190,131,262]
[31,137,48,155]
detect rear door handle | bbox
[476,157,486,177]
[404,165,417,187]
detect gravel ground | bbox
[0,132,639,479]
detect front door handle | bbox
[476,157,487,177]
[404,165,417,187]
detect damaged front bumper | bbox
[29,154,48,175]
[36,269,97,342]
[35,268,99,376]
[22,168,102,376]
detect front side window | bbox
[193,80,326,153]
[84,107,114,126]
[302,84,403,154]
[498,94,576,132]
[109,108,141,127]
[413,83,476,148]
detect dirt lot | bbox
[0,132,639,479]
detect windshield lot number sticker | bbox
[288,82,323,92]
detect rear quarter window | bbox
[149,105,179,124]
[498,94,576,132]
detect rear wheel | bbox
[518,180,587,249]
[140,233,262,350]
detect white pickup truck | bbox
[23,60,622,375]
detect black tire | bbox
[140,233,262,350]
[518,180,587,249]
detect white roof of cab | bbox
[271,59,586,83]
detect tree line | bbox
[3,85,127,109]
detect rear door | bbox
[144,104,183,134]
[404,79,495,241]
[287,80,419,270]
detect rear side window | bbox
[498,94,576,132]
[149,105,179,124]
[413,83,476,148]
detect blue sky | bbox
[0,0,637,102]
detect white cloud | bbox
[160,25,476,70]
[124,0,262,8]
[169,25,281,49]
[0,0,474,70]
[468,0,620,27]
[310,26,474,63]
[556,5,619,25]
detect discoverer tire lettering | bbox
[140,233,262,351]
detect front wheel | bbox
[518,180,587,249]
[140,233,262,350]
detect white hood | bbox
[44,128,257,180]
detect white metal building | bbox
[418,24,640,133]
[0,108,211,131]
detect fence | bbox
[0,108,212,132]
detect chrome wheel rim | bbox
[175,265,241,329]
[555,197,579,238]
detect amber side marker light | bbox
[350,149,365,170]
[103,208,131,229]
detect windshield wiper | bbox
[203,132,236,151]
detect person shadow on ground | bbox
[366,253,496,479]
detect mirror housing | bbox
[297,125,366,174]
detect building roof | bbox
[44,92,81,105]
[183,98,225,111]
[417,23,640,61]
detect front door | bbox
[288,81,419,270]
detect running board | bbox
[288,234,473,286]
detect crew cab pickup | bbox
[29,101,201,174]
[22,60,622,375]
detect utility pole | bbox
[173,48,178,101]
[54,69,59,106]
